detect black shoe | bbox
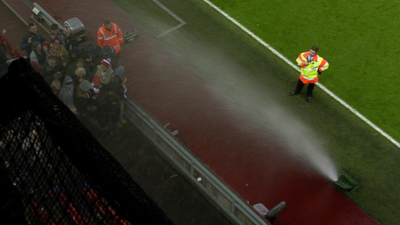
[306,96,312,102]
[289,91,299,96]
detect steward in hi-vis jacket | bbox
[290,46,329,102]
[97,20,124,54]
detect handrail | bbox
[30,2,63,35]
[31,2,63,29]
[124,96,270,225]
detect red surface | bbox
[3,1,379,224]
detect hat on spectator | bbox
[80,80,92,93]
[53,39,61,46]
[64,75,73,85]
[100,59,111,68]
[92,76,101,86]
[42,41,50,49]
[75,67,85,76]
[114,66,125,76]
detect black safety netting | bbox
[0,58,173,225]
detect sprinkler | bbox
[334,173,358,191]
[253,201,286,224]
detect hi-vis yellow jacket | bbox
[296,51,329,82]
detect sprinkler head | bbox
[334,173,358,191]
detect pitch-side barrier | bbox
[124,97,270,225]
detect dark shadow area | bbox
[0,58,173,224]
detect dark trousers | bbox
[294,79,315,97]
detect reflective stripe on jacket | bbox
[296,51,329,81]
[97,22,124,53]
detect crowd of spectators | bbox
[20,21,128,135]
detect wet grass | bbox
[208,0,400,143]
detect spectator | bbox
[97,20,124,54]
[58,76,75,111]
[63,26,78,52]
[50,79,62,95]
[52,72,63,82]
[111,66,128,127]
[50,23,65,45]
[81,43,102,72]
[49,40,69,66]
[41,41,50,55]
[100,45,118,68]
[91,76,101,100]
[67,58,92,80]
[74,80,95,116]
[93,59,113,87]
[97,90,120,135]
[73,67,91,86]
[41,56,66,84]
[20,22,47,57]
[29,41,48,69]
[68,47,82,66]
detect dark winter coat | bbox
[20,30,47,57]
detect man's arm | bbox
[97,28,104,47]
[296,53,308,67]
[319,58,329,72]
[20,34,31,51]
[116,24,124,44]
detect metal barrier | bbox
[31,2,63,33]
[124,97,270,225]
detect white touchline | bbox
[203,0,400,148]
[153,0,187,38]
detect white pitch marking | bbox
[203,0,400,148]
[153,0,186,38]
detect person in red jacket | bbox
[97,20,124,54]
